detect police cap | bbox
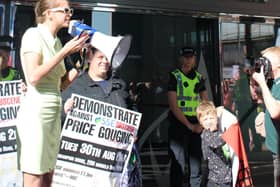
[179,47,197,57]
[0,35,13,51]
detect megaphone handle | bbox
[80,47,87,70]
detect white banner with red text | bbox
[0,80,23,187]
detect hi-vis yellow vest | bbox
[172,69,201,116]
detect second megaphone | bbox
[68,20,132,69]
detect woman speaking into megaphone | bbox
[16,0,89,186]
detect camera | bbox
[244,56,272,80]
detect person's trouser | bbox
[169,133,202,187]
[118,144,142,187]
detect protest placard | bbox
[0,80,23,187]
[52,93,142,187]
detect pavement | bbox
[140,147,274,187]
[248,152,274,187]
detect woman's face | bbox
[49,0,72,29]
[88,49,110,79]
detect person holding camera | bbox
[251,46,280,187]
[16,0,89,186]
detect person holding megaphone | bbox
[61,44,141,186]
[61,17,138,187]
[16,0,89,186]
[67,20,132,71]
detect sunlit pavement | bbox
[141,148,274,187]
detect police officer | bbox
[0,35,21,81]
[167,47,208,187]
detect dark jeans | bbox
[169,132,202,187]
[120,144,142,187]
[207,179,231,187]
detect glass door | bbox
[219,16,275,154]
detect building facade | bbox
[1,0,278,185]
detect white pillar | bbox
[92,11,112,35]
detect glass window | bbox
[220,21,274,154]
[0,4,5,35]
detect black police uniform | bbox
[168,66,207,187]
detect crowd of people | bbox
[1,0,280,187]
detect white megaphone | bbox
[68,20,132,69]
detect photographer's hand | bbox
[252,66,266,87]
[252,65,280,119]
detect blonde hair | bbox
[196,101,217,121]
[261,46,280,66]
[34,0,60,24]
[261,46,280,56]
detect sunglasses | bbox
[49,7,74,15]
